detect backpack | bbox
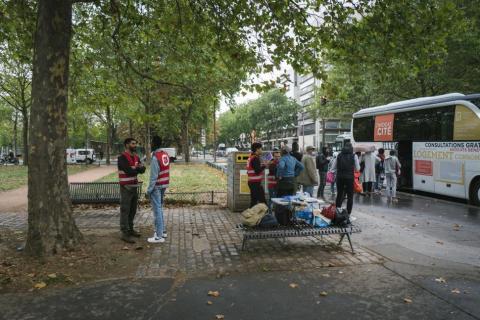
[241,203,268,227]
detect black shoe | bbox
[129,230,141,238]
[121,234,135,243]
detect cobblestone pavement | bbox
[0,205,384,279]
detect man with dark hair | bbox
[117,138,146,243]
[290,142,302,162]
[146,136,170,243]
[247,142,267,207]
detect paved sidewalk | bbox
[0,165,116,213]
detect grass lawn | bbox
[0,165,94,192]
[97,163,227,192]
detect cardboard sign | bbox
[374,114,394,141]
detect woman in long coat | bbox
[361,151,380,194]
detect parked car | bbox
[75,149,96,164]
[66,148,77,164]
[161,147,177,162]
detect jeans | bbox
[317,171,327,197]
[385,173,397,198]
[120,185,139,234]
[302,185,314,197]
[150,187,166,237]
[336,177,354,214]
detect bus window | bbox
[394,106,454,141]
[352,116,374,142]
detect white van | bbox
[75,149,96,164]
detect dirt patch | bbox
[0,226,153,294]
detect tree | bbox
[26,0,82,256]
[0,0,36,165]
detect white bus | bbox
[352,93,480,206]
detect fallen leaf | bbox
[321,273,330,278]
[435,277,446,283]
[34,282,47,289]
[27,273,35,278]
[208,290,220,297]
[68,263,74,267]
[453,224,461,228]
[215,315,224,320]
[289,283,299,288]
[451,288,461,294]
[48,273,57,279]
[319,291,328,297]
[403,298,412,304]
[122,246,129,250]
[135,246,143,250]
[207,301,213,305]
[411,224,418,227]
[436,241,444,245]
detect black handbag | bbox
[333,208,350,226]
[274,204,293,226]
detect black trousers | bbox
[335,177,354,214]
[276,178,296,198]
[363,181,373,193]
[248,182,266,208]
[120,185,138,234]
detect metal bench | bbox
[69,182,143,204]
[238,221,361,253]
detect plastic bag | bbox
[326,171,335,183]
[314,215,329,228]
[354,170,363,193]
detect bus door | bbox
[397,141,413,188]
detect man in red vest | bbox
[247,142,269,208]
[118,138,145,243]
[146,136,170,243]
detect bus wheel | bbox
[470,178,480,206]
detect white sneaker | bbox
[147,236,165,243]
[154,232,167,238]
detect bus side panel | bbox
[412,143,435,193]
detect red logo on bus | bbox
[374,114,394,141]
[415,160,433,176]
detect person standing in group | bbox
[384,150,402,202]
[146,136,170,244]
[118,138,146,243]
[290,142,302,162]
[316,147,330,199]
[297,146,318,197]
[361,150,380,195]
[328,150,337,196]
[375,148,385,193]
[246,142,268,208]
[267,149,281,211]
[330,143,360,214]
[276,145,304,197]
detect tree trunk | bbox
[182,118,190,163]
[13,111,18,156]
[21,109,29,166]
[25,0,81,257]
[144,103,151,164]
[106,105,112,165]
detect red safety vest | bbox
[154,150,170,188]
[267,159,278,190]
[118,152,139,186]
[246,154,263,183]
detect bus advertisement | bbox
[352,93,480,206]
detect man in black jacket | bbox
[316,147,330,199]
[118,138,146,243]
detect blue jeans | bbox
[150,187,166,237]
[303,185,314,197]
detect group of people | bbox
[117,136,170,244]
[247,141,403,217]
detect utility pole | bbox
[213,99,217,163]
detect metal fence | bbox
[162,191,227,205]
